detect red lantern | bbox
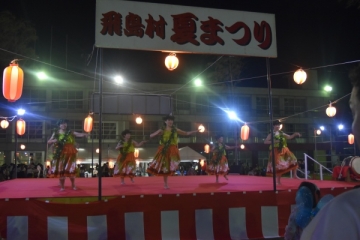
[241,124,250,140]
[348,134,355,145]
[204,144,210,153]
[3,60,24,102]
[134,149,139,158]
[0,119,9,129]
[16,118,26,135]
[84,115,93,132]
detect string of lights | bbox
[0,47,358,132]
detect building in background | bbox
[0,70,349,172]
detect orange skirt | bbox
[49,143,77,178]
[113,153,136,177]
[266,147,298,176]
[206,155,229,176]
[147,145,180,176]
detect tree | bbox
[0,11,37,66]
[205,56,245,86]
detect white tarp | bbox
[178,146,206,161]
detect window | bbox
[0,128,6,139]
[228,95,251,112]
[92,122,117,140]
[196,95,209,113]
[284,98,306,115]
[255,123,271,139]
[225,122,237,143]
[207,122,222,141]
[51,90,83,109]
[50,120,82,133]
[208,96,224,115]
[176,122,191,131]
[174,94,190,112]
[18,121,43,139]
[256,97,279,116]
[129,121,159,139]
[22,89,46,107]
[284,123,308,138]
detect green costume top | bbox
[120,141,135,153]
[160,129,178,145]
[269,131,287,150]
[214,143,226,156]
[58,132,75,144]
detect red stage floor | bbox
[0,176,357,240]
[0,175,357,199]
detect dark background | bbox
[1,0,360,122]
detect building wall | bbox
[0,71,340,167]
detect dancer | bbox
[47,119,88,191]
[264,120,301,185]
[113,129,146,184]
[206,134,238,183]
[147,114,199,189]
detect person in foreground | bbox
[206,134,238,183]
[284,181,333,240]
[113,129,146,184]
[300,65,360,240]
[147,114,200,189]
[47,119,88,191]
[264,120,301,185]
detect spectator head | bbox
[298,181,320,208]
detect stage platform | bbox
[0,176,358,239]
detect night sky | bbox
[2,0,360,121]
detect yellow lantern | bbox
[134,149,139,158]
[46,160,51,167]
[316,129,321,135]
[136,116,143,124]
[16,118,26,135]
[108,161,114,168]
[204,144,210,153]
[241,124,250,140]
[240,144,245,149]
[198,124,205,133]
[293,68,307,84]
[2,60,24,102]
[326,103,336,117]
[20,144,26,150]
[348,134,354,145]
[83,114,93,132]
[165,53,179,71]
[96,148,100,153]
[0,119,9,129]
